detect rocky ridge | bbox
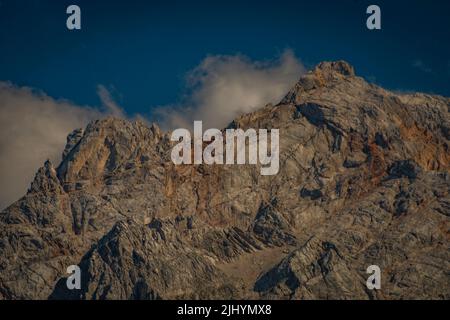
[0,61,449,299]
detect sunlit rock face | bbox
[1,61,449,300]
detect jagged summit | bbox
[0,61,449,300]
[314,60,355,76]
[280,60,360,104]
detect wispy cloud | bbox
[412,60,432,73]
[153,49,305,130]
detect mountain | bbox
[0,61,449,300]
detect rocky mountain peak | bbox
[62,128,84,159]
[280,60,360,104]
[0,61,449,300]
[56,116,167,192]
[314,60,355,77]
[28,159,62,195]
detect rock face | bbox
[0,61,449,300]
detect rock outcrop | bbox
[0,61,449,299]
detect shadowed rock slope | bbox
[1,61,449,299]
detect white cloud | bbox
[154,49,305,130]
[0,82,124,210]
[97,84,125,118]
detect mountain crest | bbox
[314,60,355,77]
[1,61,449,300]
[28,159,63,195]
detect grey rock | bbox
[1,61,449,300]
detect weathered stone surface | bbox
[0,61,449,300]
[50,218,242,299]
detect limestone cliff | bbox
[1,61,449,299]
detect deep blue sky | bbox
[0,0,449,117]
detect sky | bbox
[0,0,449,208]
[1,0,449,115]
